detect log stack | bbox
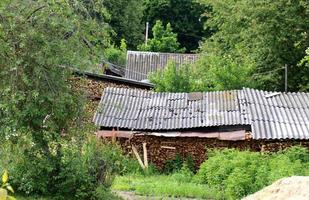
[115,135,309,170]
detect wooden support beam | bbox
[111,128,116,143]
[143,143,148,168]
[131,145,145,169]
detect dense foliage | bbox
[298,48,309,91]
[0,0,126,198]
[199,0,309,92]
[103,39,127,66]
[150,0,309,92]
[194,147,309,199]
[150,54,255,92]
[138,20,185,53]
[104,0,145,49]
[143,0,211,52]
[149,61,192,92]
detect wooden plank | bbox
[161,146,176,150]
[143,143,148,168]
[131,145,145,169]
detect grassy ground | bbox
[112,174,221,199]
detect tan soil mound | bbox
[243,176,309,200]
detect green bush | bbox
[171,163,194,183]
[103,39,127,66]
[163,154,195,174]
[194,146,309,199]
[0,133,57,195]
[0,135,131,199]
[55,137,137,199]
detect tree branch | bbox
[26,5,46,21]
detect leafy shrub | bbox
[171,163,194,183]
[103,39,127,66]
[0,135,131,199]
[149,61,193,92]
[55,137,132,199]
[163,154,184,174]
[282,145,309,163]
[0,133,57,195]
[163,153,195,174]
[194,146,309,199]
[0,170,15,200]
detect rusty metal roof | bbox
[124,51,199,81]
[93,87,250,130]
[243,88,309,140]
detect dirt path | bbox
[113,190,202,200]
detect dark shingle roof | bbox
[124,51,199,81]
[93,87,250,130]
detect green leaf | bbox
[7,196,16,200]
[0,188,8,200]
[2,171,8,184]
[6,185,14,193]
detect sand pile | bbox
[243,176,309,200]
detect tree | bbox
[143,0,212,52]
[191,53,256,91]
[298,48,309,91]
[0,0,111,195]
[138,20,185,53]
[104,0,145,49]
[200,0,309,91]
[149,61,192,92]
[149,53,255,92]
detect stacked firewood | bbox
[115,135,309,170]
[69,76,143,122]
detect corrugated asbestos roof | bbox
[243,88,309,140]
[93,87,250,130]
[94,87,309,140]
[125,51,199,81]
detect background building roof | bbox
[124,51,199,81]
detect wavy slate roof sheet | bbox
[243,88,309,140]
[94,87,309,140]
[93,87,250,130]
[125,51,199,81]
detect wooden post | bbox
[111,128,116,143]
[143,143,148,168]
[132,145,145,169]
[145,22,149,45]
[285,64,288,92]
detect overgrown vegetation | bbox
[114,146,309,200]
[150,55,256,92]
[112,167,222,199]
[0,0,131,199]
[104,39,127,66]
